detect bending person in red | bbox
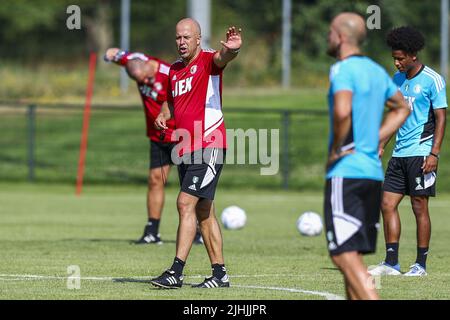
[104,48,203,245]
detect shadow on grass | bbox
[113,278,152,284]
[320,267,340,271]
[61,238,177,244]
[113,278,197,288]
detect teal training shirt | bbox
[327,55,398,180]
[392,65,447,157]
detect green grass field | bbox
[2,86,450,301]
[1,182,450,300]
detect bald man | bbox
[151,18,242,289]
[104,48,204,245]
[324,13,410,299]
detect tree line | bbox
[0,0,445,85]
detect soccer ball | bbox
[297,211,323,236]
[221,206,247,230]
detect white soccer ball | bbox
[297,211,323,236]
[221,206,247,230]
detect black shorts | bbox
[383,156,437,197]
[149,140,176,169]
[177,148,225,200]
[324,177,382,256]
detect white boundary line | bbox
[230,284,343,300]
[0,273,344,300]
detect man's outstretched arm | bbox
[213,26,242,69]
[104,48,128,65]
[104,48,150,64]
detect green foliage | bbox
[0,0,60,35]
[127,0,186,60]
[0,0,445,86]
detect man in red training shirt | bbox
[152,18,242,289]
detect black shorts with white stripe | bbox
[383,156,437,197]
[177,148,225,200]
[324,177,382,256]
[149,140,176,169]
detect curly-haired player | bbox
[370,26,447,277]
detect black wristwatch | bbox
[430,152,440,159]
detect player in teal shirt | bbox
[370,26,447,277]
[392,66,447,157]
[327,55,399,181]
[324,13,409,300]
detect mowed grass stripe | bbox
[1,184,450,299]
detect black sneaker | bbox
[150,270,183,289]
[191,275,230,288]
[193,231,204,245]
[134,225,163,244]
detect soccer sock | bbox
[212,264,226,279]
[146,218,160,234]
[385,243,399,266]
[170,257,185,277]
[416,247,429,269]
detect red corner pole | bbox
[76,52,97,196]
